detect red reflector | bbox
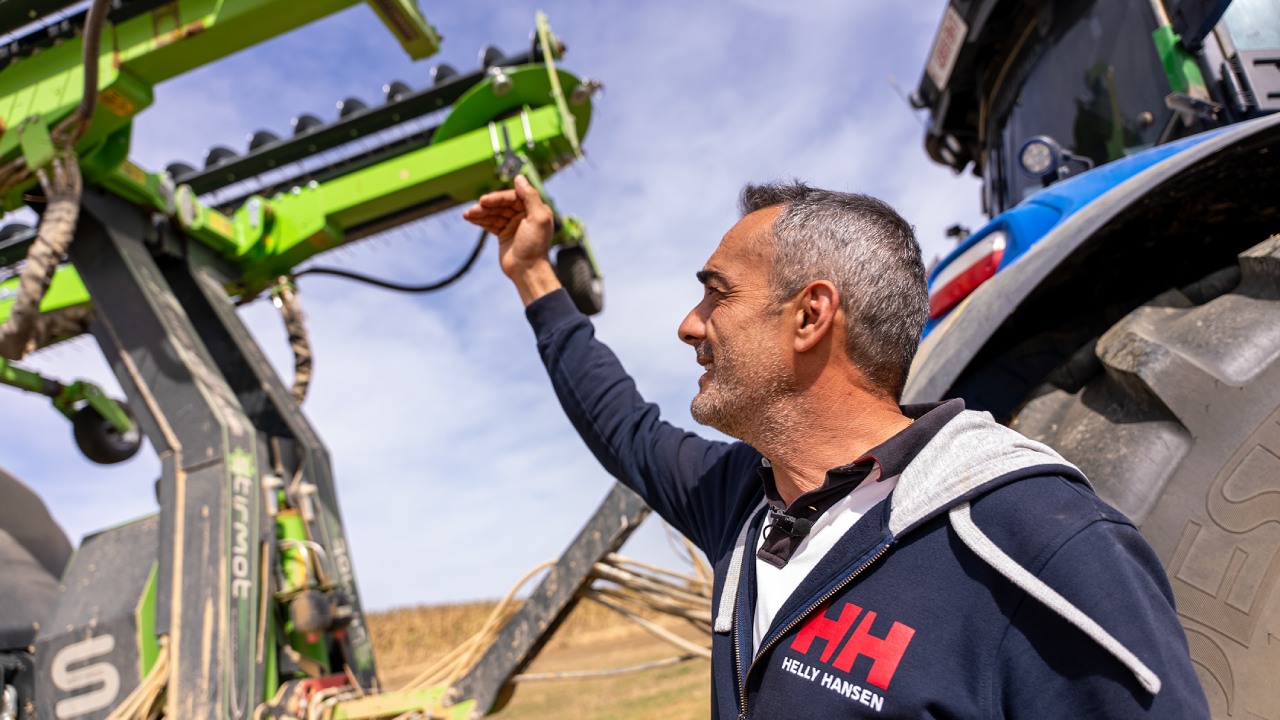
[928,232,1007,319]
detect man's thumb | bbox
[514,175,543,206]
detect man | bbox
[463,177,1208,718]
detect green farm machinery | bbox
[0,2,657,718]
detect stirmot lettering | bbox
[789,601,916,691]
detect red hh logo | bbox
[790,602,916,690]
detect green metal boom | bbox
[0,2,602,718]
[0,1,596,326]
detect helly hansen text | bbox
[780,656,887,712]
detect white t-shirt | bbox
[752,474,898,653]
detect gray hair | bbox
[739,181,927,400]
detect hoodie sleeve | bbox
[990,512,1209,718]
[526,289,758,554]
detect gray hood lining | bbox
[889,409,1086,536]
[950,502,1161,695]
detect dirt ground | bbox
[371,601,711,719]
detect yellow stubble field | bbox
[368,600,711,719]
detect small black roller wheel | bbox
[555,244,603,315]
[0,223,33,241]
[72,402,142,465]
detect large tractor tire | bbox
[1012,236,1280,719]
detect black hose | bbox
[294,229,487,293]
[75,0,111,131]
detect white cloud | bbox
[3,0,986,609]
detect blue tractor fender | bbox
[921,127,1239,339]
[904,110,1280,405]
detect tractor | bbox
[909,0,1280,716]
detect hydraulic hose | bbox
[272,277,312,406]
[0,154,83,359]
[294,229,488,293]
[0,0,110,359]
[64,0,111,142]
[270,230,487,404]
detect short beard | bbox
[690,344,795,448]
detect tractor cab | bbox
[915,0,1280,217]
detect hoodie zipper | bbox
[734,541,894,720]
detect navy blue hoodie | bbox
[528,290,1208,719]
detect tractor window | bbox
[990,1,1172,211]
[1222,0,1280,51]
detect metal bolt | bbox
[488,66,513,96]
[247,197,262,229]
[569,78,603,105]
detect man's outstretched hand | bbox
[463,175,562,306]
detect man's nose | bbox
[678,303,707,347]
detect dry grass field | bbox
[368,600,711,719]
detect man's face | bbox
[679,208,794,440]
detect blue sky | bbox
[1,0,985,609]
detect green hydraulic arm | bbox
[0,355,133,430]
[0,4,600,411]
[0,3,605,718]
[0,0,438,192]
[0,0,443,336]
[0,9,597,322]
[0,0,419,438]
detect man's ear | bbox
[793,281,838,353]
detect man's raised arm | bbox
[462,179,756,555]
